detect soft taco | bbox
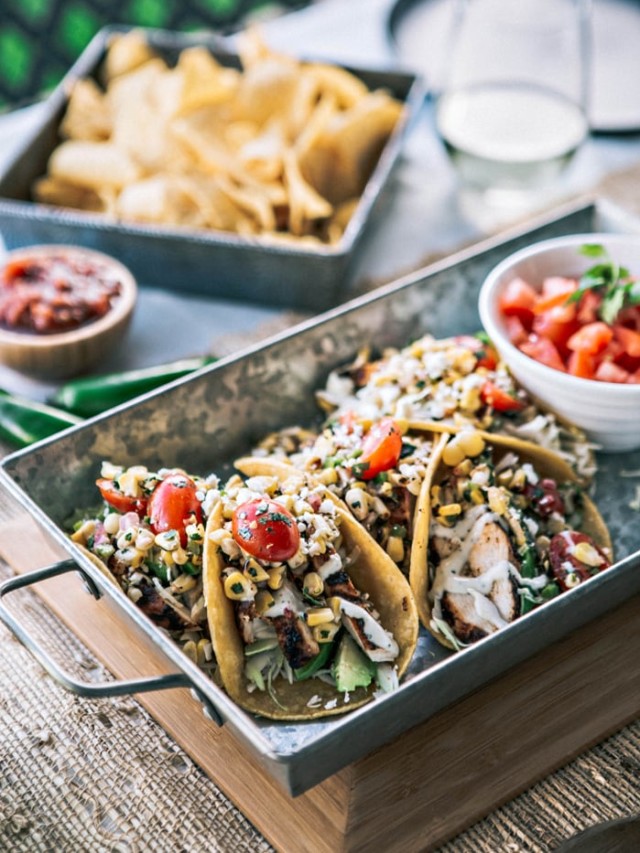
[315,333,595,482]
[409,430,612,651]
[69,461,219,672]
[203,471,418,719]
[237,414,446,576]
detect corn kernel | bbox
[243,558,269,583]
[386,535,405,564]
[303,571,324,597]
[313,622,341,644]
[573,541,604,567]
[468,484,485,505]
[171,573,197,594]
[439,503,462,517]
[155,530,180,551]
[267,566,286,590]
[196,638,211,666]
[460,386,482,413]
[224,571,256,600]
[182,640,197,663]
[70,519,96,543]
[442,439,465,467]
[103,513,121,535]
[173,547,188,566]
[510,469,527,491]
[316,467,339,485]
[255,589,275,615]
[487,486,508,516]
[326,596,343,619]
[457,430,485,458]
[306,607,335,627]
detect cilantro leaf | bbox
[569,243,637,324]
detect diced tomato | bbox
[505,314,529,346]
[567,348,596,379]
[96,478,147,515]
[616,305,640,331]
[499,277,537,328]
[532,304,579,357]
[532,276,577,313]
[576,290,600,325]
[594,360,630,383]
[567,322,613,355]
[520,336,566,372]
[480,380,525,412]
[614,325,640,358]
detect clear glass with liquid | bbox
[436,0,591,197]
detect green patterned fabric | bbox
[0,0,309,109]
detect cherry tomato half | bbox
[147,472,202,546]
[96,478,147,515]
[353,417,403,481]
[232,498,300,562]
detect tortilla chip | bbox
[32,176,106,212]
[61,78,112,141]
[104,30,158,82]
[409,435,613,649]
[203,472,418,720]
[48,140,141,191]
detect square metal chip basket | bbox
[1,199,639,798]
[0,25,422,312]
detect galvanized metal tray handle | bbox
[0,559,223,724]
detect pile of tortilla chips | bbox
[33,29,404,245]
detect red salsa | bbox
[0,252,123,334]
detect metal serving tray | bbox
[1,199,639,796]
[0,25,422,312]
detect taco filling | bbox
[315,334,595,481]
[413,432,612,650]
[204,473,417,718]
[69,461,220,672]
[245,415,441,574]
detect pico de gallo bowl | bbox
[479,233,640,452]
[0,244,137,379]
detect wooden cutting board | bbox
[1,512,639,853]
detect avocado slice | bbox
[332,633,376,693]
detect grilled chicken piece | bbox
[431,535,461,561]
[137,584,194,631]
[236,600,257,645]
[441,591,498,643]
[271,609,320,669]
[468,521,519,623]
[324,570,364,603]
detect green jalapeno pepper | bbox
[49,356,215,417]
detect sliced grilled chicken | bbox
[441,591,498,643]
[271,609,320,669]
[468,521,519,623]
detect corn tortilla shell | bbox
[203,475,418,720]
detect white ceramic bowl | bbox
[478,233,640,452]
[0,245,137,380]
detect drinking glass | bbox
[435,0,591,201]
